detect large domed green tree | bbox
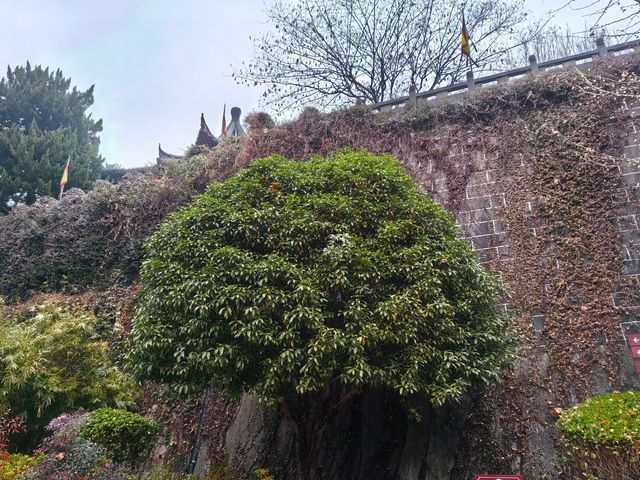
[128,150,514,478]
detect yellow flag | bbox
[461,15,471,57]
[60,158,69,187]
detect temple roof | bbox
[195,113,219,148]
[158,143,182,160]
[226,107,246,137]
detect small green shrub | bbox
[79,408,159,464]
[0,453,41,480]
[558,391,640,479]
[558,391,640,446]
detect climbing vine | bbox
[240,54,640,479]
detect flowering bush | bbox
[37,410,90,454]
[23,438,111,480]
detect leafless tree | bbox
[504,25,598,67]
[553,1,640,38]
[233,0,540,110]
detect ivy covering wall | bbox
[0,53,638,479]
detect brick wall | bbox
[413,106,640,479]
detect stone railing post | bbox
[466,71,476,90]
[596,37,608,57]
[409,83,417,105]
[529,54,539,75]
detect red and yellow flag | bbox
[461,15,471,57]
[60,158,70,187]
[221,104,228,137]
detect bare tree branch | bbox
[552,0,640,38]
[233,0,536,111]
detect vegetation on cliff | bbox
[0,51,639,479]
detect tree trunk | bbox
[224,387,468,480]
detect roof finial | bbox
[226,107,246,137]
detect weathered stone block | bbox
[623,171,640,185]
[618,215,639,232]
[625,239,640,259]
[464,195,493,210]
[466,183,496,199]
[466,207,495,223]
[472,232,508,250]
[624,259,640,275]
[465,221,494,236]
[624,144,640,159]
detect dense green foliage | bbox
[80,408,159,464]
[0,63,103,209]
[558,391,640,478]
[558,391,640,446]
[129,150,513,406]
[0,304,136,447]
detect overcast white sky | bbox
[0,0,631,167]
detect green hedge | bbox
[558,391,640,478]
[79,408,158,464]
[558,391,640,446]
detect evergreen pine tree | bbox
[0,62,104,210]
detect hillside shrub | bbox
[207,465,235,480]
[0,136,246,302]
[24,411,134,480]
[79,408,159,464]
[248,469,274,480]
[0,183,115,300]
[558,391,640,479]
[0,304,136,449]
